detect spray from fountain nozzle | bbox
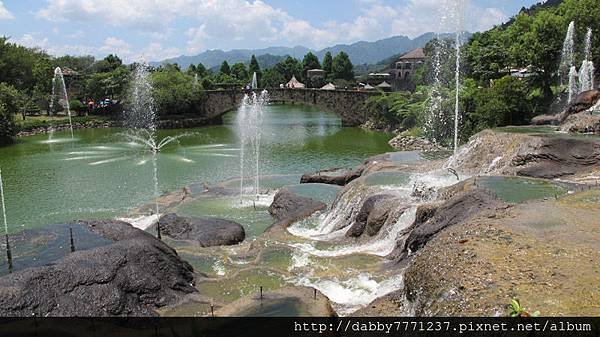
[51,67,74,139]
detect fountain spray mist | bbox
[0,169,12,272]
[51,67,74,139]
[452,0,466,154]
[237,89,269,202]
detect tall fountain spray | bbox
[50,67,74,139]
[452,0,466,154]
[568,66,579,102]
[126,64,161,237]
[237,90,269,202]
[251,72,258,89]
[584,28,593,62]
[560,21,576,86]
[0,169,12,273]
[579,28,595,93]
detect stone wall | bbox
[199,88,377,126]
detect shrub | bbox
[0,104,16,144]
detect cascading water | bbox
[50,67,74,139]
[236,90,269,203]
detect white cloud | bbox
[33,0,510,58]
[0,1,14,20]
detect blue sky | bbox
[0,0,541,62]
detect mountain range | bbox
[152,32,440,69]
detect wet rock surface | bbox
[300,165,365,186]
[559,111,600,134]
[157,213,245,247]
[0,220,196,317]
[267,188,327,231]
[346,194,395,237]
[558,89,600,123]
[396,187,505,257]
[447,129,600,180]
[388,135,442,151]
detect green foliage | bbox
[322,52,333,75]
[249,55,262,84]
[69,100,86,114]
[230,62,249,82]
[275,56,302,82]
[261,68,286,88]
[0,103,16,144]
[365,91,426,131]
[92,54,123,73]
[0,82,20,114]
[219,61,231,75]
[508,299,540,317]
[85,66,130,100]
[302,52,321,75]
[151,67,203,116]
[332,51,354,81]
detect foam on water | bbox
[293,272,404,315]
[118,214,160,230]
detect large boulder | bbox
[346,194,395,237]
[300,165,364,186]
[396,188,504,257]
[157,213,245,247]
[560,111,600,134]
[0,220,196,317]
[267,189,327,229]
[559,89,600,123]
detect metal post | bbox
[260,286,263,300]
[210,304,214,318]
[5,234,12,273]
[313,288,317,300]
[69,227,75,252]
[156,220,162,240]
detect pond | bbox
[0,104,393,232]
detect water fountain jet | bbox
[50,67,74,139]
[237,90,269,203]
[0,169,12,273]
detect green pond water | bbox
[0,104,393,232]
[476,176,569,203]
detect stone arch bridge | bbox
[199,88,379,126]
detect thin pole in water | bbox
[259,286,263,300]
[69,227,75,252]
[0,169,12,273]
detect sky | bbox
[0,0,542,63]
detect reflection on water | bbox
[0,104,393,232]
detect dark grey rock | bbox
[158,213,245,247]
[267,189,327,231]
[0,220,196,317]
[300,165,365,186]
[398,189,503,257]
[346,194,395,237]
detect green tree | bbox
[0,103,16,144]
[302,52,321,76]
[248,55,262,83]
[151,67,203,115]
[219,61,231,75]
[332,51,354,81]
[261,68,285,88]
[275,56,302,82]
[322,51,333,75]
[231,62,249,82]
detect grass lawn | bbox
[14,114,112,131]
